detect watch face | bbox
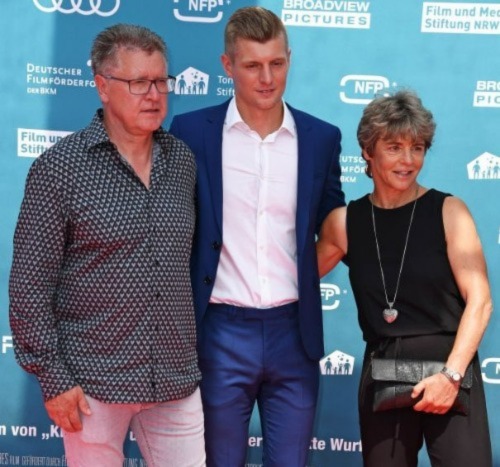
[442,367,462,383]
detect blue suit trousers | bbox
[199,302,319,467]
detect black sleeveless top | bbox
[345,189,465,343]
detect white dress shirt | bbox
[210,98,299,308]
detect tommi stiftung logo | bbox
[174,67,209,95]
[320,350,355,376]
[467,152,500,180]
[173,0,228,23]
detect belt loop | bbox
[228,306,237,321]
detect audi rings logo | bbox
[33,0,120,16]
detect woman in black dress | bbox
[317,90,492,466]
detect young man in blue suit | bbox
[170,6,345,466]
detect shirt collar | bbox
[84,109,113,149]
[225,97,296,138]
[84,108,170,153]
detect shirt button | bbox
[156,292,161,299]
[203,276,213,285]
[154,259,160,266]
[212,241,221,250]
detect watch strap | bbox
[441,366,463,385]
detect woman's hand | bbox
[411,372,460,414]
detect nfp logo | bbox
[482,358,500,384]
[339,75,393,105]
[320,283,344,311]
[33,0,120,16]
[174,67,209,95]
[467,152,500,180]
[320,350,355,376]
[173,0,227,23]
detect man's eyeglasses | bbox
[101,75,176,95]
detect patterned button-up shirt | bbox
[9,110,201,403]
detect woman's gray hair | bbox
[357,90,436,177]
[91,23,167,75]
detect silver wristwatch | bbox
[441,366,463,385]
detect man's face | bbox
[96,48,168,137]
[221,33,290,116]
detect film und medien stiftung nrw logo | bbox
[340,74,397,105]
[33,0,120,16]
[1,336,13,355]
[320,350,355,376]
[321,283,347,311]
[173,0,229,23]
[281,0,371,29]
[474,81,500,108]
[17,129,72,158]
[174,68,209,95]
[421,2,500,34]
[467,152,500,180]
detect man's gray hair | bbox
[91,23,167,75]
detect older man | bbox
[9,24,205,466]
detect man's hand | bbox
[45,386,92,432]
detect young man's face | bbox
[221,33,290,116]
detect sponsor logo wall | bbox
[0,1,498,465]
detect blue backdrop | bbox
[1,1,499,466]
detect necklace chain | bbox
[371,187,419,312]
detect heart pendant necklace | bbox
[371,187,419,324]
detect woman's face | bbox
[364,135,426,193]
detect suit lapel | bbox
[204,102,229,234]
[291,106,314,258]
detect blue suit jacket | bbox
[170,100,345,360]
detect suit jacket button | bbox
[212,241,221,250]
[204,276,213,285]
